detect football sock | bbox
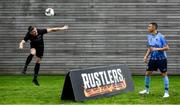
[145,76,150,92]
[25,54,34,66]
[163,76,169,94]
[34,63,40,80]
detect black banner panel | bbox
[61,64,134,101]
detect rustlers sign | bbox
[81,69,126,97]
[61,64,134,101]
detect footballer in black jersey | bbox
[19,25,68,86]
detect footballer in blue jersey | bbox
[139,23,170,98]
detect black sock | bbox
[25,54,34,67]
[34,63,40,80]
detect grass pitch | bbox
[0,75,180,104]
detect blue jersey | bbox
[147,32,168,60]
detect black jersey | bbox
[24,29,47,47]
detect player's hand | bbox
[19,43,24,49]
[150,47,159,51]
[62,25,68,30]
[143,56,148,63]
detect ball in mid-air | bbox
[45,8,54,16]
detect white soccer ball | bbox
[45,8,54,16]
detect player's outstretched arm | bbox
[19,40,25,49]
[47,25,68,33]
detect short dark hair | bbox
[28,26,35,32]
[149,22,158,29]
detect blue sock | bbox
[145,76,150,92]
[163,76,169,94]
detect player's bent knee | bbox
[161,72,167,77]
[31,52,36,56]
[36,60,41,64]
[36,57,41,63]
[145,71,152,76]
[31,49,36,56]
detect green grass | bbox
[0,75,180,104]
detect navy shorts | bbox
[147,59,167,73]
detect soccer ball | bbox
[45,8,54,16]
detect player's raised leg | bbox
[22,48,36,74]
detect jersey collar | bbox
[151,31,158,36]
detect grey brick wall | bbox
[0,0,180,75]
